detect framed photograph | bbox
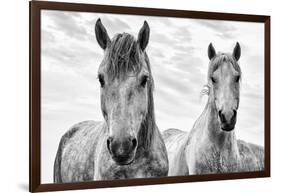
[30,1,270,192]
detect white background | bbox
[0,0,280,192]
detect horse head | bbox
[95,19,154,165]
[207,42,241,132]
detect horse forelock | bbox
[208,53,241,78]
[104,33,147,81]
[201,53,242,98]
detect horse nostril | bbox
[218,110,222,120]
[233,110,237,117]
[107,137,113,152]
[218,110,226,123]
[131,138,137,149]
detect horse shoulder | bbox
[237,139,264,171]
[54,120,104,182]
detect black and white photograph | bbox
[4,0,281,192]
[40,9,265,184]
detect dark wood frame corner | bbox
[29,1,270,192]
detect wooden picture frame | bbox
[30,1,270,192]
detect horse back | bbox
[54,120,104,183]
[162,128,189,176]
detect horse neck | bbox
[137,86,157,151]
[197,94,238,151]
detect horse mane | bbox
[105,33,143,80]
[200,84,211,98]
[200,53,242,97]
[138,53,156,150]
[104,32,156,150]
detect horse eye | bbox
[211,76,216,84]
[98,74,105,87]
[140,75,148,87]
[235,75,240,83]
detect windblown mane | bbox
[105,33,143,80]
[138,53,156,150]
[104,32,156,150]
[201,53,242,97]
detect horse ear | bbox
[208,43,216,60]
[137,21,150,51]
[95,18,111,50]
[233,42,241,61]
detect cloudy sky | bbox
[41,10,264,183]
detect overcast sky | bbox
[41,10,264,183]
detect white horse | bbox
[54,19,168,182]
[163,43,264,175]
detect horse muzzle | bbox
[218,109,237,132]
[106,136,138,165]
[221,124,235,132]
